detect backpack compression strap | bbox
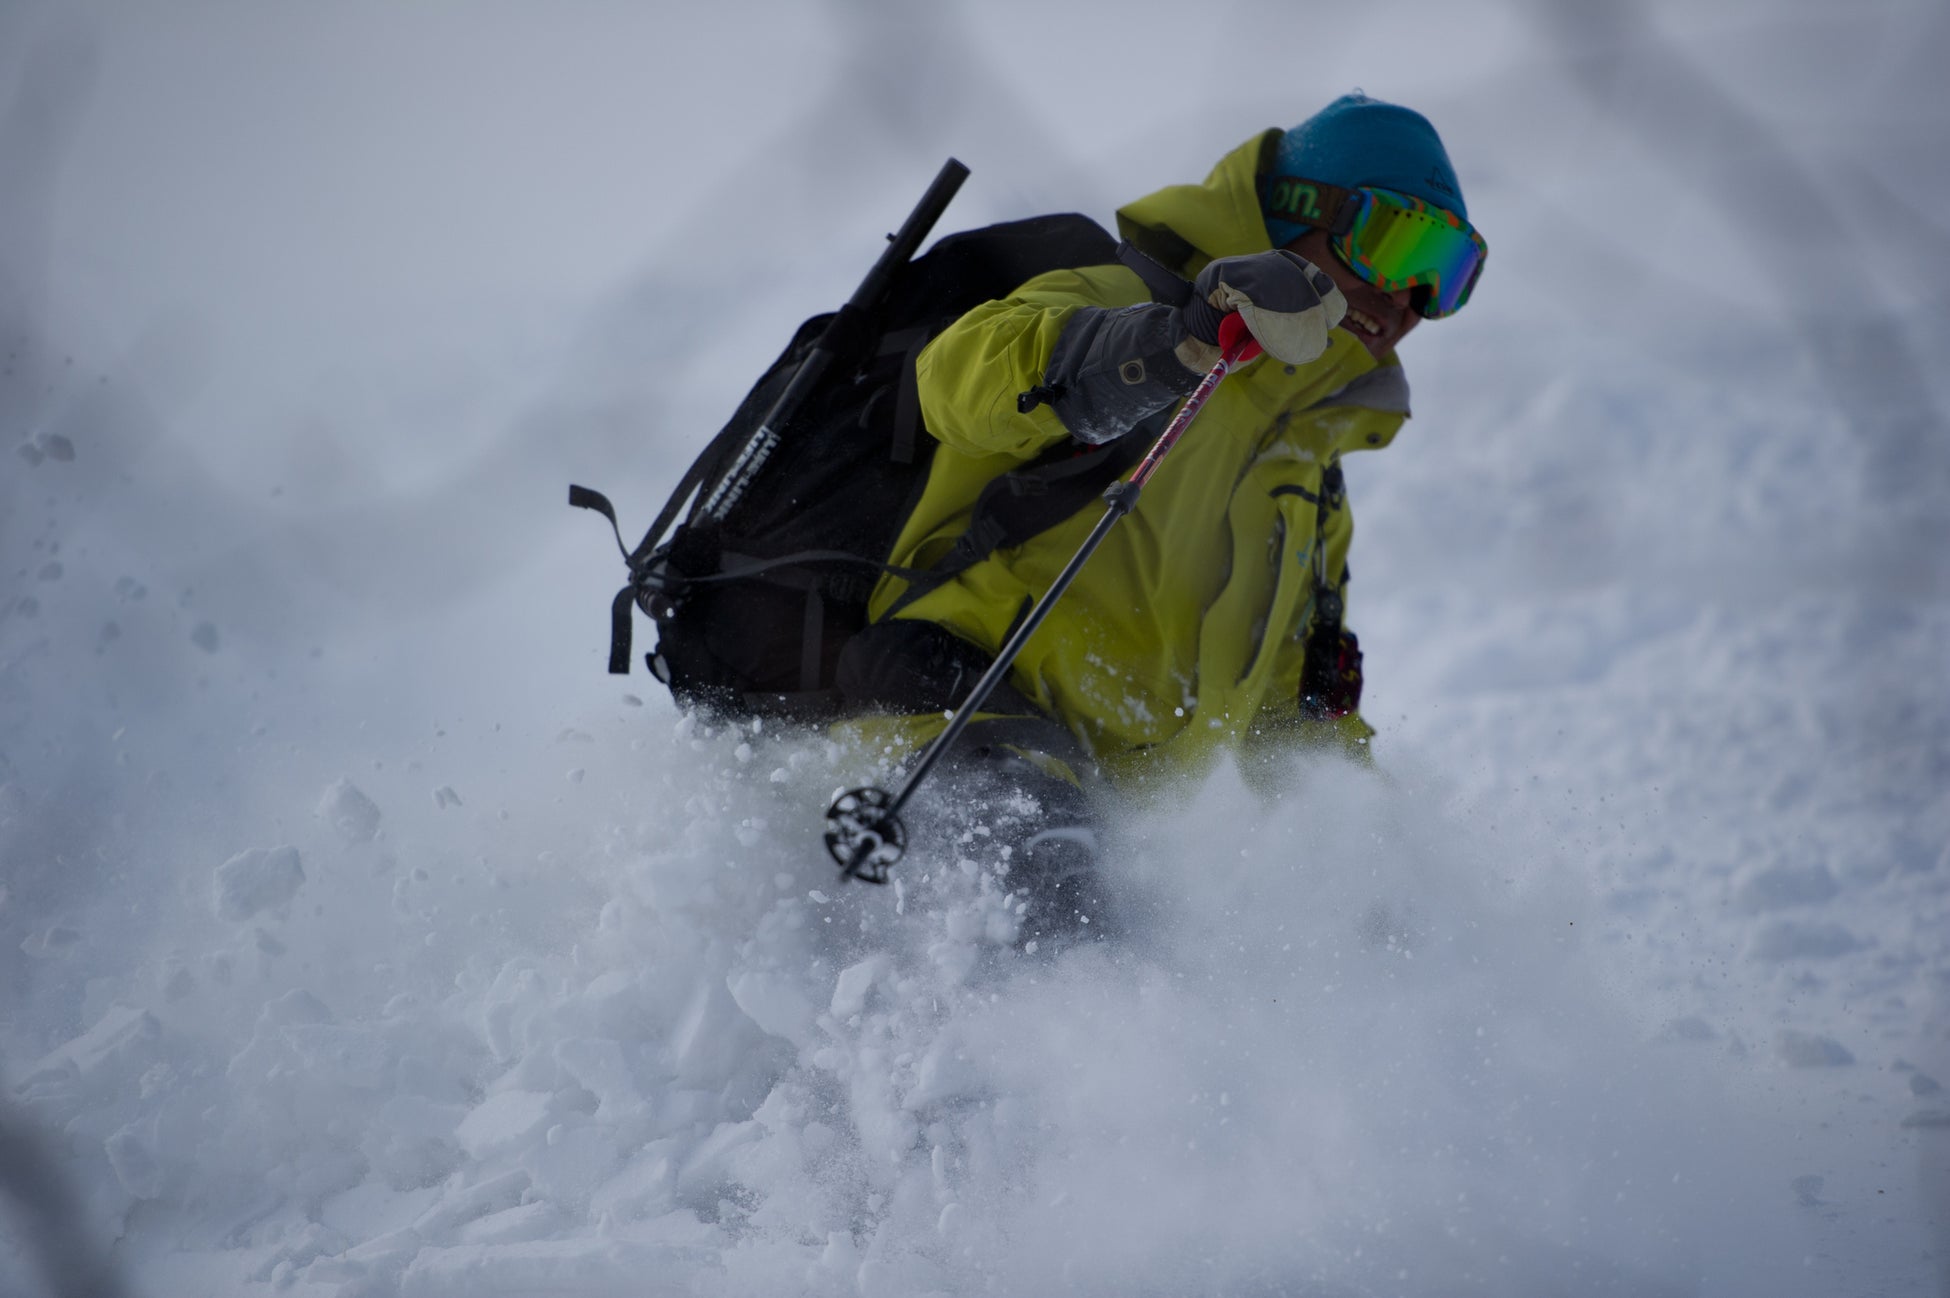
[566,484,649,674]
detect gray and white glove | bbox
[1037,249,1347,445]
[1177,250,1347,371]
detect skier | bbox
[833,93,1487,939]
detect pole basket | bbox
[825,786,907,883]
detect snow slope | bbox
[3,1,1946,1295]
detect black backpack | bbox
[571,165,1145,722]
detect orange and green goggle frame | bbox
[1264,175,1487,319]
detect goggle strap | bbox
[1261,174,1364,237]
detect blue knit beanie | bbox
[1264,93,1467,248]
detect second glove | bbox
[1180,250,1348,369]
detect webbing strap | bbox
[1114,240,1193,307]
[625,417,749,569]
[569,485,629,560]
[701,548,936,588]
[568,486,646,674]
[1258,175,1365,236]
[880,326,933,466]
[606,585,636,675]
[885,420,1155,617]
[620,304,878,572]
[615,314,935,596]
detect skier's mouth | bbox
[1344,306,1386,338]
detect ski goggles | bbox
[1263,176,1487,319]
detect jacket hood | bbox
[1115,130,1284,276]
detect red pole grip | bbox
[1218,312,1262,366]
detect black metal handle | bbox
[850,158,970,316]
[698,159,969,526]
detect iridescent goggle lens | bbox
[1331,188,1487,320]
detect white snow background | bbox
[3,1,1948,1295]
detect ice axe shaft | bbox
[827,315,1264,881]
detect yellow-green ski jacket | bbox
[867,131,1410,784]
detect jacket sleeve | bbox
[1042,304,1202,444]
[914,264,1184,459]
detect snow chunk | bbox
[520,1123,619,1206]
[190,621,220,653]
[480,961,551,1063]
[433,785,463,809]
[1745,919,1866,962]
[675,1119,762,1199]
[455,1090,557,1161]
[456,1200,560,1246]
[280,1023,396,1089]
[262,987,336,1026]
[589,1147,676,1221]
[105,1120,164,1199]
[213,845,304,921]
[830,955,890,1020]
[343,1227,424,1271]
[1775,1030,1854,1067]
[398,1238,707,1298]
[663,978,750,1087]
[554,1038,636,1117]
[905,1032,986,1109]
[412,1170,531,1239]
[1728,862,1839,913]
[20,1004,160,1095]
[317,778,383,843]
[362,1095,466,1190]
[727,969,817,1047]
[20,924,81,958]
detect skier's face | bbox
[1285,229,1421,361]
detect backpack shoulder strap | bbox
[883,409,1164,617]
[1114,240,1194,307]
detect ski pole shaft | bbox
[833,316,1262,879]
[859,497,1121,841]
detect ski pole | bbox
[825,315,1265,882]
